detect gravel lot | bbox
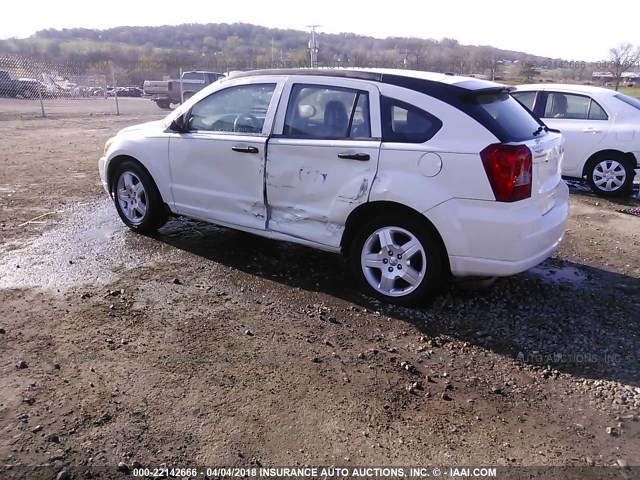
[0,98,639,479]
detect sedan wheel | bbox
[112,160,168,233]
[350,216,445,306]
[116,171,148,225]
[587,156,634,197]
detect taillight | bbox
[481,144,532,202]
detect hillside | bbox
[0,23,583,85]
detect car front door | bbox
[537,91,611,175]
[265,79,382,249]
[168,80,282,230]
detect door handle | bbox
[232,145,259,153]
[582,128,601,133]
[337,152,370,161]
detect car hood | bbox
[117,119,167,136]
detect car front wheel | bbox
[112,160,168,233]
[350,216,445,306]
[586,155,635,197]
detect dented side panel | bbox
[266,139,381,248]
[169,133,268,230]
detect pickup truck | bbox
[142,71,223,109]
[0,71,45,98]
[0,70,18,98]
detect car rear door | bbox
[266,78,381,249]
[537,91,611,175]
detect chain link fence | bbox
[0,53,161,118]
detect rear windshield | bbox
[182,72,204,81]
[463,92,544,142]
[613,93,640,111]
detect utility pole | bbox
[308,25,320,68]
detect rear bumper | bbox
[142,94,169,101]
[426,182,570,277]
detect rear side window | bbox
[464,92,543,142]
[381,97,442,143]
[512,91,537,110]
[283,84,371,139]
[542,92,608,120]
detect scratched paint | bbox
[338,178,369,203]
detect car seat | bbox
[323,101,349,137]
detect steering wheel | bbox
[233,114,261,133]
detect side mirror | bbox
[170,113,189,132]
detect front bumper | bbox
[98,156,109,194]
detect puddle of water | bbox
[0,197,182,292]
[566,179,640,197]
[80,225,121,242]
[528,263,588,286]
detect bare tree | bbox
[607,42,640,90]
[404,38,430,70]
[520,59,539,83]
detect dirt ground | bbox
[1,98,639,480]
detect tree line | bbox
[0,23,636,88]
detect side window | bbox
[381,96,442,143]
[283,84,371,139]
[543,93,594,120]
[588,100,608,120]
[188,83,276,133]
[512,91,536,111]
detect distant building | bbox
[592,71,640,86]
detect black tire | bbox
[155,100,171,110]
[349,215,445,306]
[111,160,168,233]
[585,154,635,197]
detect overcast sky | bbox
[1,0,636,61]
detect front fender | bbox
[105,134,174,208]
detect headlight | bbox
[103,137,115,156]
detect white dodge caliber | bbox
[99,69,569,306]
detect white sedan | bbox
[512,84,640,196]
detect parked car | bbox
[118,86,143,97]
[100,69,569,306]
[512,84,640,196]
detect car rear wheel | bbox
[350,216,445,306]
[112,160,168,233]
[586,154,635,197]
[155,100,171,110]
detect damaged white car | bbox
[99,69,569,306]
